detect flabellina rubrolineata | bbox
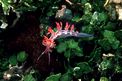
[37,22,93,63]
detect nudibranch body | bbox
[42,22,93,55]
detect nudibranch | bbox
[37,22,93,63]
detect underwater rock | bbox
[55,5,72,20]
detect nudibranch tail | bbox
[75,32,94,38]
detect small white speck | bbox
[73,67,80,71]
[6,74,11,78]
[0,22,8,29]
